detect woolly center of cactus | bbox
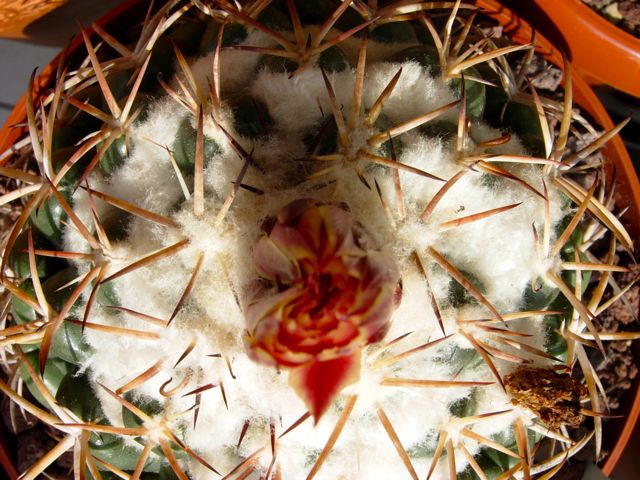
[54,19,570,480]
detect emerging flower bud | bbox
[245,199,400,420]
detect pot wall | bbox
[476,0,640,474]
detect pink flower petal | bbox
[252,236,300,282]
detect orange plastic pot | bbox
[0,0,639,478]
[0,2,145,478]
[0,0,145,163]
[476,0,640,474]
[495,0,640,98]
[0,0,67,38]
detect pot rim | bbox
[0,0,66,40]
[494,0,640,97]
[0,0,142,163]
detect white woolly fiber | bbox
[64,31,569,480]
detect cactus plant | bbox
[0,1,638,479]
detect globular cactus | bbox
[0,1,637,479]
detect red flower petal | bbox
[246,200,401,421]
[288,352,361,423]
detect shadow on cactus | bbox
[0,1,638,479]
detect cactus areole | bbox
[0,1,636,479]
